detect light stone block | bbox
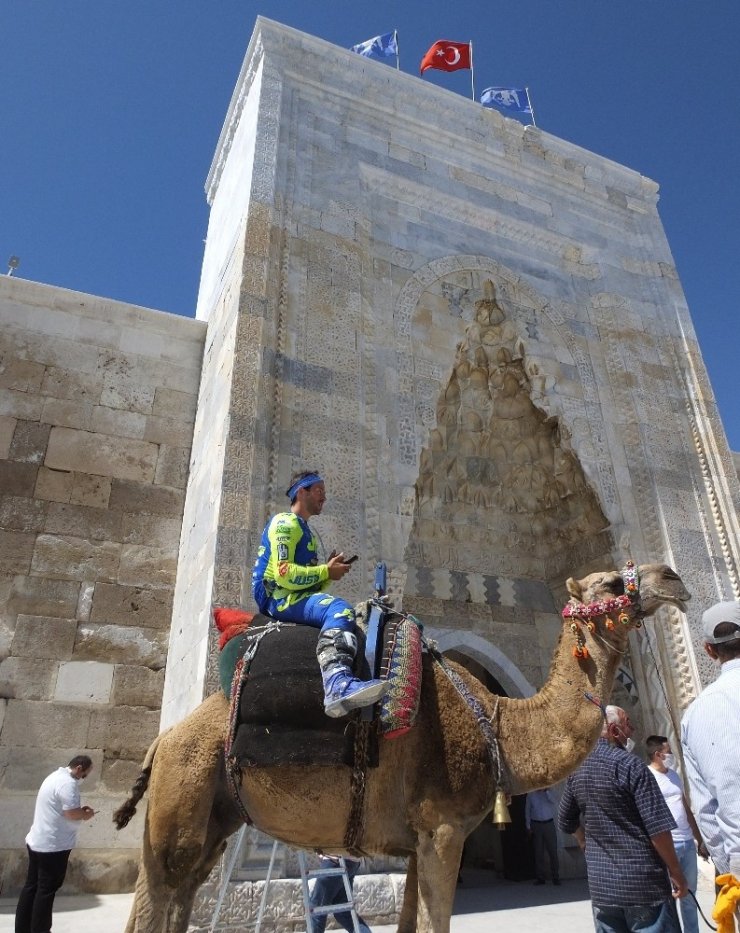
[0,358,45,392]
[40,396,94,430]
[45,427,158,483]
[108,480,184,517]
[55,660,114,703]
[121,514,182,549]
[154,445,191,488]
[90,405,147,439]
[30,534,120,582]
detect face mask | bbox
[662,753,677,770]
[623,737,635,754]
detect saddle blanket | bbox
[214,608,423,769]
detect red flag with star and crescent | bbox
[420,40,471,74]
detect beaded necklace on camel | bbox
[562,560,641,660]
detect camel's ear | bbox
[566,577,582,600]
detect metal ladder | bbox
[209,830,362,933]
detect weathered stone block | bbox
[55,660,114,703]
[0,700,91,748]
[40,366,102,402]
[6,577,80,619]
[8,421,51,464]
[0,657,58,700]
[100,757,144,794]
[111,665,164,708]
[108,480,184,517]
[0,461,38,497]
[70,473,112,509]
[45,427,158,483]
[87,706,160,759]
[154,445,191,489]
[73,623,168,669]
[40,396,94,430]
[0,358,45,392]
[0,415,16,459]
[143,416,194,447]
[30,534,120,582]
[90,582,173,629]
[121,514,182,549]
[10,615,77,660]
[117,545,177,587]
[44,503,123,542]
[151,387,198,422]
[100,380,155,415]
[0,389,43,420]
[90,405,147,439]
[1,747,103,792]
[0,531,36,575]
[34,466,73,502]
[0,495,48,533]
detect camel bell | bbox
[491,789,512,829]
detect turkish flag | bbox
[420,40,471,74]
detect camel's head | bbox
[565,562,691,620]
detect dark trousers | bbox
[532,819,559,882]
[15,846,71,933]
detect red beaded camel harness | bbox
[562,560,643,661]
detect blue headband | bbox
[286,473,323,501]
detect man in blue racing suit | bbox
[252,470,385,718]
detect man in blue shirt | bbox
[525,788,560,886]
[252,470,385,718]
[558,705,687,933]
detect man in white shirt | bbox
[681,602,740,882]
[525,787,560,886]
[15,755,95,933]
[646,734,707,933]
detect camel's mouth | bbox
[640,590,691,616]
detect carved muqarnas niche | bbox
[414,280,608,578]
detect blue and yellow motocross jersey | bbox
[251,511,329,611]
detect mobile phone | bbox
[345,554,359,564]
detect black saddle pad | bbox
[228,621,374,768]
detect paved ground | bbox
[0,862,718,932]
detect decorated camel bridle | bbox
[561,560,643,660]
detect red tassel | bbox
[213,607,254,649]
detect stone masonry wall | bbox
[0,277,205,893]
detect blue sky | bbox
[3,2,740,446]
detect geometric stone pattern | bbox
[0,276,205,890]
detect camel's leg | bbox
[398,853,418,933]
[165,799,244,933]
[414,825,465,933]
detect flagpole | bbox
[469,41,475,101]
[394,29,400,70]
[525,86,537,127]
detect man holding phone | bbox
[252,470,385,718]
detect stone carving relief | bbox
[409,278,610,583]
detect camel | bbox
[115,562,690,933]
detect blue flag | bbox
[480,87,533,115]
[350,31,398,61]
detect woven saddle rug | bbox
[216,608,423,769]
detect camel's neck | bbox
[495,618,629,794]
